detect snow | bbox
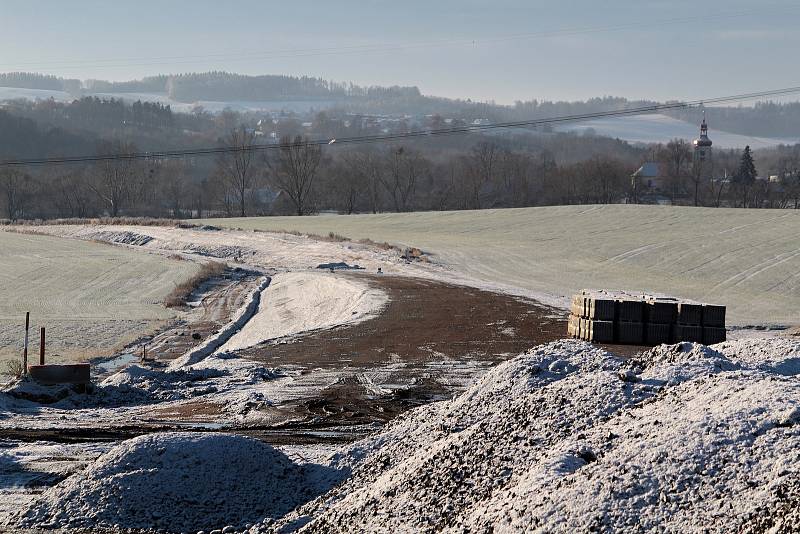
[200,206,800,326]
[0,230,199,370]
[171,276,271,368]
[561,113,798,149]
[270,338,800,533]
[2,337,799,532]
[10,432,345,532]
[222,271,388,352]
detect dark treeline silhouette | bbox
[2,99,800,222]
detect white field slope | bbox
[201,205,800,326]
[0,231,199,364]
[222,271,388,352]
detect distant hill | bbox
[0,71,799,140]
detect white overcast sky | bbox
[0,0,798,103]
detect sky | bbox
[0,0,798,104]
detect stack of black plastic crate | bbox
[568,290,726,345]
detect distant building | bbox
[632,115,715,204]
[692,113,713,181]
[632,161,666,190]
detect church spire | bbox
[694,111,712,148]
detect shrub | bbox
[164,261,226,308]
[4,359,24,379]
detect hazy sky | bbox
[0,0,798,104]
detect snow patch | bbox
[222,271,388,352]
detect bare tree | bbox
[0,168,33,220]
[347,148,384,214]
[89,140,139,217]
[659,139,691,204]
[466,141,499,209]
[216,127,257,217]
[159,160,188,218]
[49,170,96,218]
[379,146,426,212]
[272,135,322,216]
[332,151,369,214]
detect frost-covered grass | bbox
[0,231,200,369]
[200,205,800,325]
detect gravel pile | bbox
[11,432,344,533]
[274,339,800,533]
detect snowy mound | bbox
[276,339,800,533]
[14,432,338,532]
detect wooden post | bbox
[39,327,45,366]
[23,312,29,374]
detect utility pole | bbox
[23,312,29,374]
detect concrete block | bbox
[703,327,727,345]
[616,321,644,344]
[28,364,90,385]
[645,299,678,324]
[677,302,703,325]
[702,305,726,327]
[586,319,614,343]
[579,318,590,340]
[645,323,672,345]
[570,295,586,318]
[674,324,703,343]
[587,297,616,321]
[567,315,581,338]
[616,299,644,323]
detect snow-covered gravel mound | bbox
[12,432,344,532]
[274,339,800,533]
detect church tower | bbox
[693,111,713,180]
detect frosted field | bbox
[202,205,800,326]
[0,231,199,366]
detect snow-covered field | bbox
[0,223,400,372]
[0,219,799,532]
[561,113,798,149]
[0,230,199,367]
[202,206,800,327]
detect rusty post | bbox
[39,327,45,366]
[23,312,29,374]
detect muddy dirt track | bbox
[240,274,567,367]
[241,273,644,366]
[0,274,646,444]
[231,274,646,431]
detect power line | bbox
[2,85,800,168]
[1,6,797,72]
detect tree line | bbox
[5,125,799,222]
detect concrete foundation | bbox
[28,364,90,385]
